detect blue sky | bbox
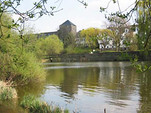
[13,0,136,33]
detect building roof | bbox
[36,31,57,38]
[60,20,76,26]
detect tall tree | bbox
[80,28,100,49]
[97,29,113,49]
[106,16,133,51]
[100,0,151,50]
[137,0,151,50]
[100,0,151,71]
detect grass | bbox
[20,95,69,113]
[0,81,17,100]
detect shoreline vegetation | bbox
[0,81,17,100]
[0,14,67,113]
[20,95,69,113]
[0,81,69,113]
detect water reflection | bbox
[1,62,151,113]
[46,67,101,98]
[137,72,151,113]
[16,81,46,101]
[43,62,143,113]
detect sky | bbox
[13,0,136,33]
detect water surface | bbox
[41,62,151,113]
[1,62,151,113]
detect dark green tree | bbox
[58,28,76,48]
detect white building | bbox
[98,26,137,51]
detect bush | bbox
[0,81,17,100]
[0,49,46,85]
[0,13,46,85]
[20,95,69,113]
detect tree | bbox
[0,0,87,85]
[100,0,150,50]
[100,0,151,71]
[36,35,64,56]
[0,0,65,85]
[80,28,100,49]
[63,33,76,48]
[136,0,151,50]
[0,14,47,85]
[57,27,76,48]
[97,29,113,49]
[106,16,134,51]
[0,0,61,33]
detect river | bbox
[1,62,151,113]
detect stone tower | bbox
[57,20,77,47]
[59,20,77,36]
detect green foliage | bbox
[57,27,76,48]
[0,13,15,41]
[131,0,151,72]
[20,95,51,113]
[100,0,150,51]
[0,0,58,33]
[0,87,13,100]
[137,0,151,50]
[100,0,151,71]
[80,28,100,48]
[64,109,69,113]
[98,29,113,48]
[22,28,39,53]
[127,34,138,51]
[36,35,64,57]
[0,49,46,85]
[65,46,91,54]
[118,52,131,61]
[0,81,17,100]
[20,95,69,113]
[131,57,151,73]
[63,33,76,48]
[0,14,46,85]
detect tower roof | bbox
[60,20,76,26]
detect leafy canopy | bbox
[36,35,64,56]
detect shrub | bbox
[0,81,17,100]
[11,50,46,84]
[0,50,46,85]
[0,13,46,86]
[20,95,69,113]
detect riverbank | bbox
[45,51,151,62]
[0,81,17,100]
[0,81,69,113]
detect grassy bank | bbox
[0,81,17,100]
[0,81,69,113]
[20,95,69,113]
